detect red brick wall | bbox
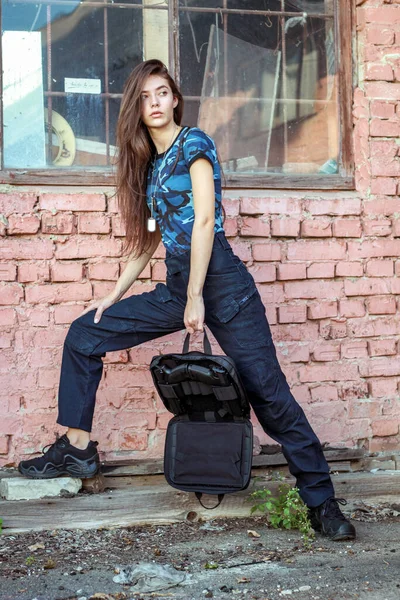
[1,0,400,465]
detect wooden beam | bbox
[1,471,399,534]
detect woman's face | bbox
[140,74,178,129]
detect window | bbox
[0,0,353,188]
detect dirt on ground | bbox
[0,502,399,600]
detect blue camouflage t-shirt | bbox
[146,126,224,255]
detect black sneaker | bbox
[18,434,100,479]
[308,497,356,541]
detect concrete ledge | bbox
[0,477,82,501]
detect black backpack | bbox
[149,328,253,509]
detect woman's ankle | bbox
[66,428,90,450]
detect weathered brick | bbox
[359,356,400,378]
[54,304,84,324]
[364,196,400,215]
[320,319,347,340]
[365,259,394,277]
[230,241,251,262]
[223,217,238,237]
[370,177,397,195]
[271,217,300,237]
[364,7,400,25]
[0,283,24,305]
[368,338,397,357]
[365,81,400,100]
[303,197,361,216]
[7,215,40,235]
[285,280,342,300]
[92,281,116,298]
[78,214,110,234]
[341,340,368,359]
[339,299,365,318]
[39,193,106,212]
[222,197,240,217]
[367,27,395,46]
[348,239,400,259]
[308,301,338,320]
[366,64,394,82]
[252,243,282,262]
[0,308,16,326]
[41,213,75,235]
[309,385,338,403]
[277,263,306,280]
[20,306,50,327]
[240,196,301,215]
[111,215,126,237]
[307,262,335,279]
[366,295,396,315]
[332,219,362,238]
[372,419,399,437]
[257,283,285,304]
[278,305,307,324]
[272,322,319,342]
[287,241,346,261]
[362,218,392,236]
[301,218,332,238]
[240,216,270,237]
[18,263,50,283]
[0,193,37,216]
[51,262,84,282]
[249,264,276,283]
[88,262,119,281]
[0,263,16,281]
[312,343,340,362]
[392,218,400,237]
[55,238,122,259]
[0,239,54,260]
[348,399,382,420]
[279,342,310,363]
[152,261,166,282]
[344,277,390,296]
[25,282,92,304]
[119,431,149,451]
[336,262,364,277]
[348,316,400,338]
[298,363,359,383]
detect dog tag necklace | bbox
[148,124,177,232]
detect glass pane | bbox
[180,1,332,14]
[285,1,333,15]
[179,10,339,176]
[1,1,143,169]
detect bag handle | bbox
[195,492,224,509]
[183,328,212,355]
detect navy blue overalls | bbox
[58,229,335,508]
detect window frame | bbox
[0,0,354,189]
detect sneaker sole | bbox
[18,455,100,480]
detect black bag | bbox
[150,328,253,509]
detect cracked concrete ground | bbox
[0,503,399,600]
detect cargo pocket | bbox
[155,282,173,303]
[213,287,270,349]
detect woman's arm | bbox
[113,225,162,301]
[184,158,216,333]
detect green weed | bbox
[250,483,315,548]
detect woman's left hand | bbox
[184,294,205,334]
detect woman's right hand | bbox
[81,292,120,323]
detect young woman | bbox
[18,60,355,541]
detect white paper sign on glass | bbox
[64,78,101,95]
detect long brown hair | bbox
[115,59,183,258]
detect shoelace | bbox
[323,497,348,519]
[41,434,67,455]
